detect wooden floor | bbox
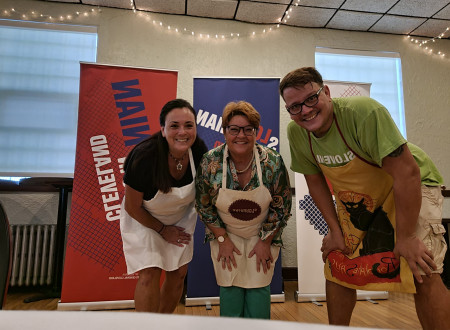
[4,281,423,329]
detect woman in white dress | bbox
[120,99,207,313]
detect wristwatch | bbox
[217,232,228,243]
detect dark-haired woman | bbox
[120,99,207,313]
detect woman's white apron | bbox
[120,148,197,274]
[210,145,278,288]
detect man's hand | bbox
[321,230,350,262]
[394,235,436,283]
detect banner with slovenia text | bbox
[187,77,281,303]
[60,63,177,307]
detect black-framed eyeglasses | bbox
[285,86,324,115]
[226,125,256,136]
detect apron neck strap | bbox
[222,145,263,187]
[308,114,379,168]
[188,148,196,177]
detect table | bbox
[0,310,374,330]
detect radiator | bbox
[10,224,56,287]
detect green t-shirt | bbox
[287,96,443,185]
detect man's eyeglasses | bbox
[226,125,256,136]
[285,86,324,115]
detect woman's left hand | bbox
[248,239,273,274]
[161,225,191,247]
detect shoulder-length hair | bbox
[124,99,201,193]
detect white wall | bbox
[1,0,450,267]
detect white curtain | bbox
[0,20,97,177]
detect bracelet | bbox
[157,224,165,234]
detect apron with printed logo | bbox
[211,145,278,288]
[309,118,415,293]
[120,148,197,274]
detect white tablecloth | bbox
[0,310,379,330]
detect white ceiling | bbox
[38,0,450,38]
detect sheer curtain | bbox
[0,19,97,178]
[315,48,406,138]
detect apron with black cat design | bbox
[309,117,416,293]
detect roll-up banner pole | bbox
[59,63,178,310]
[295,81,388,302]
[187,77,282,306]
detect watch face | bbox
[218,236,224,243]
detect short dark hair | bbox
[221,101,261,129]
[279,67,324,96]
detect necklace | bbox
[235,153,254,174]
[169,152,186,171]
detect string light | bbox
[131,10,279,40]
[0,5,280,41]
[1,2,447,52]
[406,26,449,58]
[279,0,300,26]
[1,6,100,22]
[0,1,282,42]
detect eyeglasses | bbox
[285,86,324,115]
[226,125,256,136]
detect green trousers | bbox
[219,285,271,319]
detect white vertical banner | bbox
[295,80,388,302]
[295,174,327,302]
[325,80,371,98]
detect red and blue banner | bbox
[187,77,281,303]
[60,63,177,307]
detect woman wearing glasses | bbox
[195,101,292,319]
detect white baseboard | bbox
[295,290,388,303]
[185,293,285,307]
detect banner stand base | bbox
[185,296,220,307]
[57,300,135,311]
[295,291,388,303]
[185,293,285,307]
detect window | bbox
[315,48,406,137]
[0,19,97,178]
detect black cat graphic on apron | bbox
[309,117,415,293]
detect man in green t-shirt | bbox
[280,67,449,329]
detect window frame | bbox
[315,47,406,138]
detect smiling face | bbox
[282,82,334,137]
[224,115,256,161]
[161,107,196,157]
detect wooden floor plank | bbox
[4,281,428,329]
